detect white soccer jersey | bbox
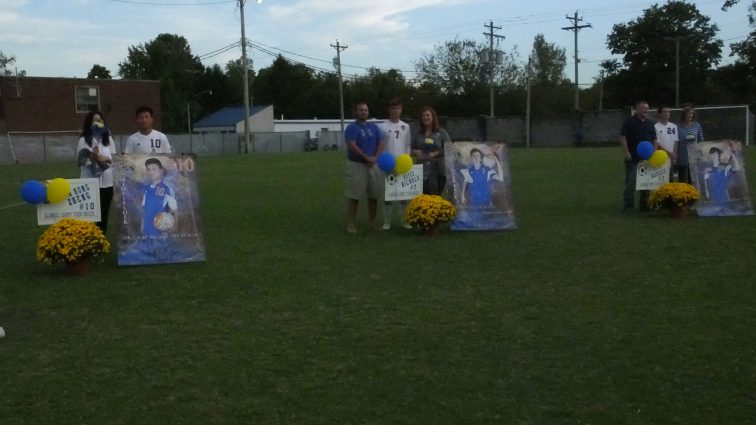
[655,122,678,153]
[379,119,411,157]
[124,130,172,154]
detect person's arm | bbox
[164,185,178,211]
[164,135,173,153]
[373,125,385,158]
[411,134,426,161]
[491,157,504,182]
[619,135,631,160]
[346,140,374,164]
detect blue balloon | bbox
[636,141,654,160]
[377,152,396,173]
[20,180,47,204]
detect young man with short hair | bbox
[125,106,173,154]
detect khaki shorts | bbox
[345,160,383,200]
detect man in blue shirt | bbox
[344,102,384,233]
[620,100,657,211]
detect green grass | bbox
[1,148,755,424]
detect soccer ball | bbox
[153,212,176,231]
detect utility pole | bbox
[662,36,681,106]
[526,58,532,148]
[483,21,504,118]
[239,0,251,154]
[562,11,591,111]
[331,40,348,132]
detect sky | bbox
[0,0,752,86]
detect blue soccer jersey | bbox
[142,181,175,236]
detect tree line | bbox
[6,0,751,132]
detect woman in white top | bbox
[77,110,117,234]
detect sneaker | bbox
[402,222,412,229]
[346,223,357,234]
[382,223,391,230]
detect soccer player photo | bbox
[113,154,207,265]
[689,140,754,217]
[445,142,517,230]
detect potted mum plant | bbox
[404,194,457,235]
[36,218,111,275]
[647,182,700,218]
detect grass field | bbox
[1,148,755,424]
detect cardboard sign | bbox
[37,178,101,225]
[384,165,423,201]
[636,160,670,190]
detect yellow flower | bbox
[404,194,456,230]
[648,183,701,210]
[36,218,110,265]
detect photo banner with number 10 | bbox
[113,153,206,266]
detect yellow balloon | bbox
[395,153,414,174]
[649,150,669,168]
[46,178,71,204]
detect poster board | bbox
[113,154,206,266]
[444,142,516,231]
[37,178,101,225]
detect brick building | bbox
[0,76,161,134]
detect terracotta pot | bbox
[670,206,688,219]
[65,256,92,276]
[423,223,440,236]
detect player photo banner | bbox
[444,142,517,231]
[636,159,671,190]
[688,140,754,217]
[113,154,207,266]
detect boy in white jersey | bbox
[654,105,678,179]
[125,106,173,154]
[378,98,412,230]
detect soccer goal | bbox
[644,104,753,146]
[6,130,80,164]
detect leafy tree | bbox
[253,55,315,118]
[87,64,112,79]
[0,51,24,77]
[118,34,204,131]
[414,38,520,116]
[224,58,255,106]
[606,1,722,106]
[526,34,567,86]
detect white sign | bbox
[385,165,423,201]
[636,160,670,191]
[37,178,101,225]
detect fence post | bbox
[43,135,47,163]
[279,133,283,153]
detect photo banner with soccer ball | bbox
[113,154,206,266]
[444,142,517,230]
[688,140,754,217]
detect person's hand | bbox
[365,156,376,166]
[624,151,632,161]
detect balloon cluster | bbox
[636,141,669,168]
[20,178,71,205]
[377,152,414,175]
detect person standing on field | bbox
[619,100,657,211]
[125,106,173,154]
[654,105,679,180]
[344,102,384,234]
[378,98,412,230]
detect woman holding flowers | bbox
[412,106,450,196]
[77,110,117,234]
